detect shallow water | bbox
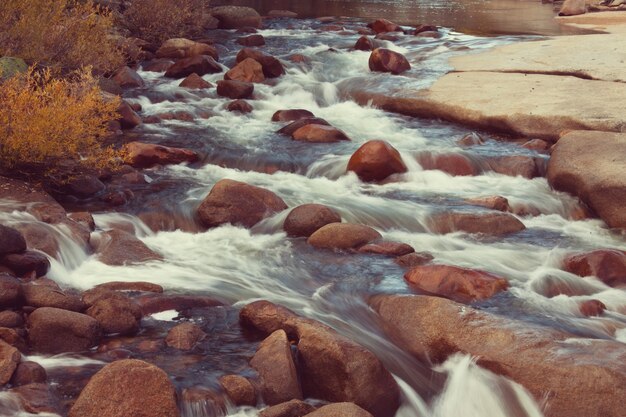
[1,7,625,417]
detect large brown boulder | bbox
[428,211,525,235]
[69,359,179,417]
[216,80,254,99]
[0,311,23,328]
[260,400,315,417]
[165,55,222,79]
[22,283,85,311]
[197,179,287,228]
[240,301,400,417]
[304,403,373,417]
[1,250,50,277]
[558,0,586,16]
[117,100,141,129]
[236,48,285,78]
[355,36,374,51]
[292,124,350,143]
[227,99,253,113]
[179,73,213,89]
[238,34,266,47]
[10,361,47,386]
[112,66,144,88]
[0,274,22,307]
[562,249,626,287]
[367,19,403,34]
[307,223,381,250]
[278,118,330,137]
[211,6,262,29]
[283,204,341,238]
[547,131,626,229]
[156,38,218,60]
[272,109,314,122]
[0,225,27,255]
[404,264,509,303]
[251,329,302,405]
[371,295,626,417]
[347,140,407,182]
[219,375,256,406]
[123,141,199,169]
[225,58,265,83]
[11,382,59,414]
[91,229,162,266]
[86,294,142,335]
[369,49,410,74]
[165,322,206,350]
[27,307,102,353]
[0,339,20,385]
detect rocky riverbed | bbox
[0,5,625,417]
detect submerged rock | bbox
[165,322,206,350]
[292,124,350,143]
[260,399,315,417]
[307,223,381,250]
[358,241,414,257]
[91,229,162,266]
[562,249,626,287]
[428,211,525,235]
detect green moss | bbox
[0,57,28,80]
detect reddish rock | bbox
[165,322,206,350]
[305,403,372,417]
[211,6,262,29]
[238,34,266,46]
[68,359,179,417]
[180,386,227,414]
[308,223,381,250]
[289,54,309,64]
[278,118,330,136]
[0,311,23,328]
[563,249,626,287]
[197,179,287,228]
[0,339,20,385]
[0,275,22,307]
[90,229,162,266]
[522,139,551,152]
[0,327,24,350]
[227,99,253,113]
[267,10,298,18]
[371,294,626,417]
[358,241,414,256]
[283,204,341,238]
[27,307,102,354]
[0,225,27,255]
[486,155,541,179]
[355,36,374,51]
[236,48,285,78]
[124,141,199,168]
[579,299,606,317]
[216,80,254,99]
[118,100,142,129]
[225,58,265,83]
[22,284,85,311]
[143,59,175,72]
[251,329,302,405]
[179,73,212,89]
[347,140,407,182]
[165,55,222,79]
[395,252,434,268]
[10,361,47,386]
[404,264,509,303]
[10,383,59,414]
[1,250,50,277]
[416,31,441,38]
[136,295,223,315]
[369,48,410,74]
[112,66,144,88]
[367,19,403,34]
[260,400,314,417]
[465,196,511,212]
[413,24,438,35]
[559,0,587,16]
[457,132,484,146]
[86,294,142,335]
[292,124,350,143]
[272,109,314,122]
[239,301,400,417]
[219,375,256,406]
[417,152,478,176]
[156,38,218,60]
[95,281,163,293]
[428,211,525,235]
[374,33,399,42]
[68,212,95,231]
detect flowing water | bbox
[1,7,625,417]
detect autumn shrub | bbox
[0,0,124,73]
[122,0,214,44]
[0,68,121,175]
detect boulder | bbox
[240,301,400,417]
[225,58,265,83]
[68,359,179,417]
[27,307,101,353]
[165,55,222,79]
[414,24,438,35]
[428,211,525,235]
[0,339,20,385]
[395,252,434,268]
[278,118,330,136]
[251,329,302,405]
[308,223,381,250]
[260,400,315,417]
[236,48,285,78]
[272,110,314,122]
[211,6,262,29]
[292,124,350,143]
[457,132,485,146]
[371,295,626,417]
[118,100,142,129]
[0,177,67,224]
[465,196,511,212]
[562,249,626,287]
[283,204,342,238]
[238,34,266,47]
[180,386,226,414]
[91,229,162,266]
[367,19,403,34]
[369,49,410,74]
[10,383,59,414]
[347,140,407,182]
[165,322,206,350]
[358,241,414,256]
[0,225,27,255]
[219,375,256,406]
[136,295,223,315]
[547,131,626,229]
[304,403,373,417]
[86,294,142,335]
[179,73,212,89]
[417,152,478,176]
[404,264,509,303]
[0,327,24,349]
[485,155,541,179]
[22,284,85,311]
[1,250,50,277]
[355,36,374,51]
[57,174,106,199]
[522,138,551,152]
[156,38,218,60]
[94,281,163,293]
[579,299,606,317]
[10,361,47,386]
[216,80,254,99]
[197,179,287,228]
[123,141,199,168]
[0,274,22,307]
[0,311,23,328]
[143,59,175,72]
[227,99,253,113]
[112,66,144,88]
[559,0,587,16]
